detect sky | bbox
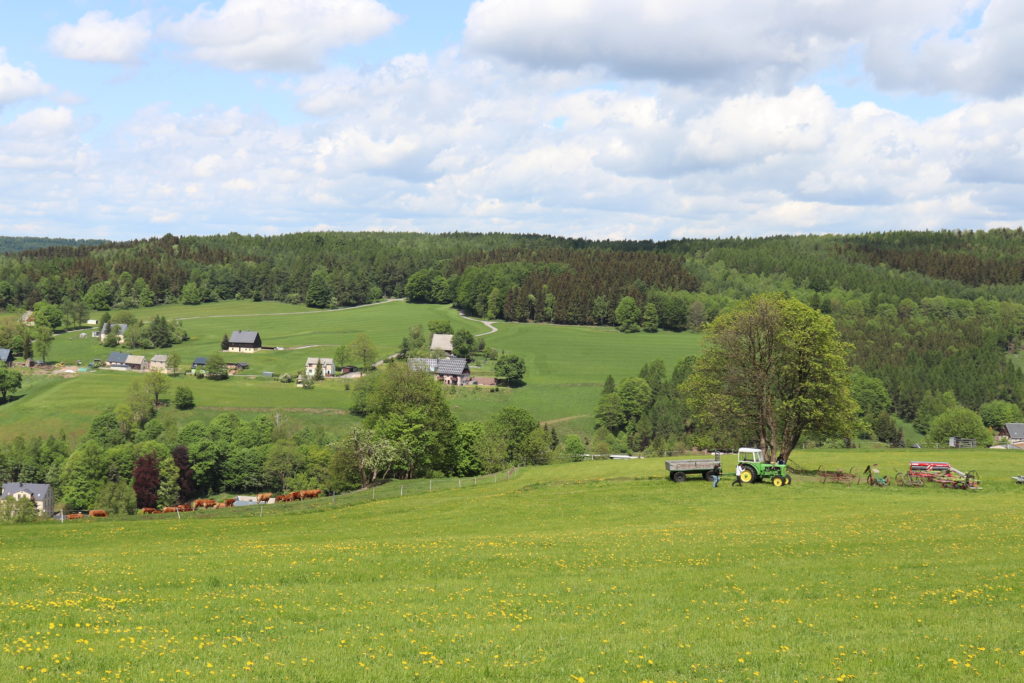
[0,0,1022,241]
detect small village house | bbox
[106,351,129,368]
[1003,423,1024,445]
[407,357,472,385]
[305,357,335,378]
[99,323,128,344]
[430,334,454,355]
[2,482,54,517]
[192,357,207,374]
[125,354,147,371]
[227,331,262,353]
[0,348,12,367]
[149,354,169,373]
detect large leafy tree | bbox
[684,293,858,462]
[0,367,22,403]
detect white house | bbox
[305,357,335,377]
[2,482,54,517]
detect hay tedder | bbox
[900,461,982,490]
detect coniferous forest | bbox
[2,228,1024,428]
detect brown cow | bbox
[193,499,217,509]
[302,489,321,499]
[140,507,159,514]
[88,510,107,518]
[256,493,273,503]
[177,503,193,512]
[216,502,228,508]
[223,498,236,507]
[67,513,83,520]
[278,492,295,502]
[162,506,178,513]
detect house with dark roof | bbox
[1004,423,1024,443]
[106,351,129,368]
[2,482,54,517]
[99,323,128,344]
[227,331,262,353]
[192,357,207,374]
[407,357,472,385]
[0,348,12,367]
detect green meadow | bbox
[4,302,702,441]
[2,448,1023,681]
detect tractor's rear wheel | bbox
[784,475,792,486]
[671,471,686,482]
[739,468,755,483]
[772,475,785,487]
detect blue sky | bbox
[0,0,1021,241]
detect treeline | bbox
[0,364,564,512]
[4,229,1024,426]
[0,236,106,255]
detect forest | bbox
[2,228,1024,431]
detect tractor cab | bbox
[736,447,791,486]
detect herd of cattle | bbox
[65,489,324,519]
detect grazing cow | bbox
[163,506,178,513]
[67,513,83,520]
[177,503,193,512]
[223,498,236,507]
[216,502,228,508]
[300,489,321,499]
[140,507,159,514]
[277,492,294,502]
[256,493,273,502]
[193,499,217,509]
[88,510,107,518]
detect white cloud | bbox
[49,11,151,63]
[165,0,399,71]
[465,0,979,93]
[866,0,1024,98]
[0,49,51,105]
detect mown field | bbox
[3,302,701,441]
[2,449,1023,681]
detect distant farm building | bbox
[125,354,146,371]
[2,482,54,517]
[192,357,207,373]
[0,348,12,367]
[99,323,128,344]
[430,334,453,354]
[106,351,129,368]
[305,357,335,377]
[227,331,262,353]
[149,354,169,373]
[408,357,472,385]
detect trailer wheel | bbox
[772,476,785,487]
[671,471,686,482]
[739,468,755,483]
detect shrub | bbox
[173,386,195,410]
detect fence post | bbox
[401,485,404,497]
[458,478,461,488]
[429,480,432,492]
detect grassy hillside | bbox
[2,448,1022,681]
[4,302,701,441]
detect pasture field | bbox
[4,303,702,441]
[2,449,1023,681]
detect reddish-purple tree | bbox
[172,445,197,503]
[132,454,160,509]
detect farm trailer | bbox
[664,454,723,482]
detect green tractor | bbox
[736,448,791,486]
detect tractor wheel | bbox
[671,471,686,482]
[784,475,792,486]
[703,470,717,481]
[739,468,755,484]
[772,476,785,487]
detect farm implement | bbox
[904,461,982,490]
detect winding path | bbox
[460,313,499,337]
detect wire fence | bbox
[54,467,522,523]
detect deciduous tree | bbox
[684,293,858,462]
